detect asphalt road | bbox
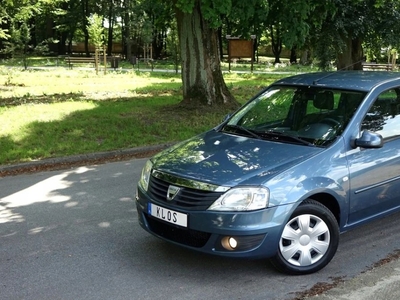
[1,158,400,300]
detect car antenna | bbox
[312,60,365,85]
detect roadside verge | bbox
[0,143,174,177]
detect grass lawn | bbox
[0,65,296,166]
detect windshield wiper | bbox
[223,125,263,140]
[223,126,315,146]
[264,130,316,147]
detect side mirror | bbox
[354,130,383,148]
[223,114,231,122]
[214,114,232,131]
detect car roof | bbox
[273,71,400,92]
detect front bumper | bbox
[136,186,296,259]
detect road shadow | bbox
[2,162,400,300]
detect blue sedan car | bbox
[135,71,400,274]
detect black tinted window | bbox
[224,86,366,147]
[362,89,400,139]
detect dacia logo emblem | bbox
[167,185,180,201]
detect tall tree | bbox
[174,0,266,107]
[1,1,46,67]
[313,0,400,70]
[121,0,137,60]
[140,0,174,59]
[174,0,236,106]
[106,0,116,55]
[81,0,91,56]
[122,0,156,59]
[265,0,332,65]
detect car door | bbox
[347,88,400,225]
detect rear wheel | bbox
[270,199,339,275]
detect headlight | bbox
[138,160,153,191]
[208,187,269,211]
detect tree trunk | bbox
[122,0,131,60]
[175,1,238,107]
[152,30,164,59]
[299,49,310,65]
[29,17,37,48]
[270,25,282,64]
[81,0,90,56]
[290,47,297,64]
[336,36,363,70]
[58,31,68,55]
[218,27,223,61]
[107,2,114,56]
[253,38,258,63]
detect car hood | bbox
[152,130,323,187]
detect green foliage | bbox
[87,13,105,47]
[174,0,196,13]
[313,25,340,70]
[200,0,232,28]
[175,0,233,28]
[174,0,268,31]
[267,0,334,50]
[1,0,66,68]
[224,0,268,38]
[2,0,400,74]
[9,21,31,53]
[311,0,400,66]
[2,20,31,69]
[165,20,180,73]
[0,14,10,40]
[365,0,400,50]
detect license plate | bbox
[148,203,188,227]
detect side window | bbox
[362,89,400,139]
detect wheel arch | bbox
[304,192,341,226]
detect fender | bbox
[268,173,350,230]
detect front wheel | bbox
[270,199,339,275]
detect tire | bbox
[270,199,339,275]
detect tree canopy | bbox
[2,0,400,104]
[312,0,400,70]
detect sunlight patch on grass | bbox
[0,68,290,165]
[0,68,181,98]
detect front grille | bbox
[145,214,211,248]
[148,175,223,211]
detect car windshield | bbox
[222,86,366,147]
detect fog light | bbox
[229,237,238,248]
[221,236,238,250]
[216,234,266,252]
